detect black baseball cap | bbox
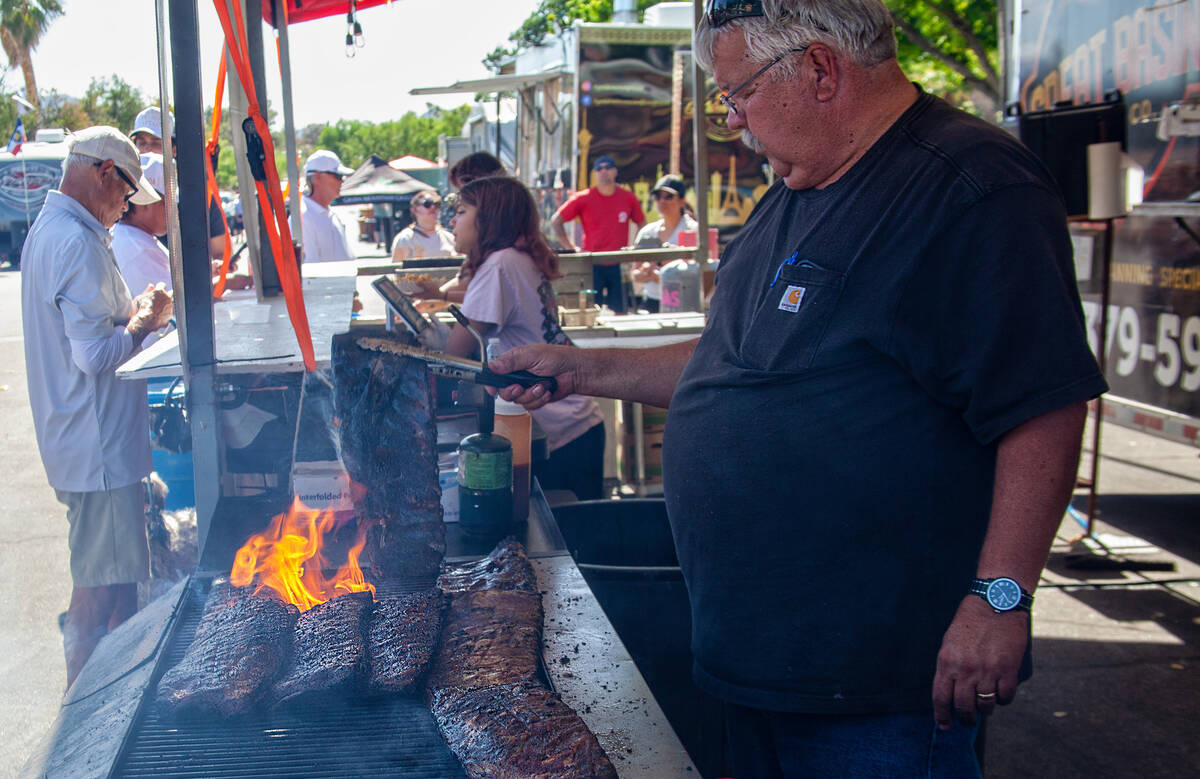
[651,174,687,198]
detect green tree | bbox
[36,87,88,132]
[314,105,472,169]
[889,0,1000,116]
[484,0,658,69]
[0,0,62,109]
[81,75,145,133]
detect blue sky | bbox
[25,0,541,128]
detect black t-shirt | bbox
[662,90,1107,714]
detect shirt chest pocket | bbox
[736,262,846,372]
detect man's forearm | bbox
[977,401,1088,589]
[576,339,697,408]
[550,214,575,251]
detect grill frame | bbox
[111,575,467,779]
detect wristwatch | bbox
[969,577,1034,613]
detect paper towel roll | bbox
[1088,142,1124,219]
[1087,142,1144,219]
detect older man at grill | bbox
[489,1,1107,775]
[22,126,174,687]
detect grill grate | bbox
[115,577,465,779]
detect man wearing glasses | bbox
[491,1,1106,774]
[550,154,645,313]
[21,126,174,687]
[301,149,355,262]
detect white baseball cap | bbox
[140,152,166,196]
[304,149,353,177]
[132,105,172,140]
[68,126,160,205]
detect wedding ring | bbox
[976,692,996,699]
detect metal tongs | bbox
[364,277,558,393]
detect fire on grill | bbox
[152,332,617,777]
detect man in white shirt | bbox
[21,126,174,687]
[113,153,170,294]
[301,149,354,262]
[130,105,229,262]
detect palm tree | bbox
[0,0,63,109]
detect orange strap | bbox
[212,0,314,371]
[208,53,233,299]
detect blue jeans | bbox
[592,263,626,313]
[724,703,982,778]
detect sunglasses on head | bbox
[415,199,440,209]
[706,0,765,27]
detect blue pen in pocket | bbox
[770,251,799,288]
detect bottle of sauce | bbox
[457,395,513,537]
[494,397,532,522]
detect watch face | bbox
[986,578,1022,611]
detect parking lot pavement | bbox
[985,420,1199,778]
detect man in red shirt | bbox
[551,155,645,313]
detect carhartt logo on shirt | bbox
[779,285,806,312]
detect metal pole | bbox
[169,0,223,550]
[274,0,303,249]
[691,1,710,269]
[495,93,502,160]
[244,0,283,298]
[1085,218,1114,537]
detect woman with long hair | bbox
[446,176,606,500]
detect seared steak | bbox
[427,589,543,691]
[157,595,298,718]
[332,329,444,581]
[273,590,374,706]
[430,681,617,779]
[438,538,538,597]
[367,588,446,695]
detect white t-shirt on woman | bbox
[459,247,603,452]
[390,224,456,258]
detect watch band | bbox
[969,577,1034,612]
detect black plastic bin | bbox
[552,499,724,778]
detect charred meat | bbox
[273,590,374,707]
[367,588,447,695]
[332,329,445,581]
[430,681,618,779]
[438,538,538,597]
[427,589,543,691]
[157,595,298,718]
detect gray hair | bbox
[61,152,99,184]
[695,0,897,78]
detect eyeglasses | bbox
[652,191,678,200]
[414,199,440,209]
[706,0,764,27]
[98,162,138,202]
[718,47,807,116]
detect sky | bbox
[27,0,544,130]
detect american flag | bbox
[6,118,24,155]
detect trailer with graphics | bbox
[1010,0,1200,446]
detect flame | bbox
[230,497,375,611]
